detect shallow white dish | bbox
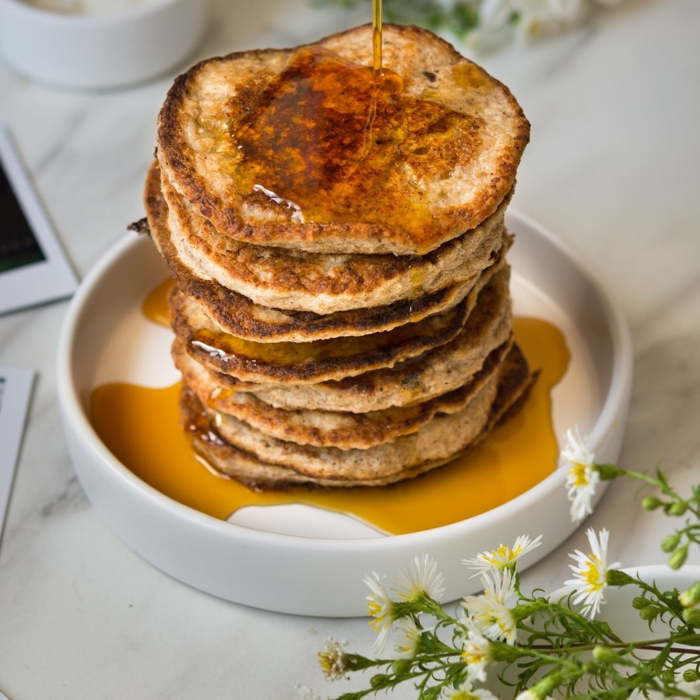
[57,212,633,616]
[0,0,209,89]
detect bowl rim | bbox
[56,210,634,552]
[1,0,185,27]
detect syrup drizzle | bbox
[373,0,382,71]
[231,47,479,242]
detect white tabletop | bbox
[1,1,699,698]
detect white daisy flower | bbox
[463,567,517,644]
[463,534,543,576]
[317,637,347,681]
[393,553,446,602]
[449,682,499,699]
[363,572,394,653]
[460,622,493,683]
[561,426,599,522]
[393,617,421,659]
[563,528,620,619]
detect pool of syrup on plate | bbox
[88,280,569,535]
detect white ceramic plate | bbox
[57,212,633,616]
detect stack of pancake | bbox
[142,24,532,489]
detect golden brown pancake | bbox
[158,24,529,256]
[194,268,513,412]
[174,338,510,449]
[183,344,533,489]
[157,161,508,313]
[171,265,507,385]
[145,159,513,341]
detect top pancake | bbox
[157,24,529,255]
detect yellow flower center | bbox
[461,648,488,665]
[570,462,590,487]
[397,640,416,655]
[483,542,526,568]
[583,556,604,592]
[367,599,389,631]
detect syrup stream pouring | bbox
[372,0,382,71]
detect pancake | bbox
[183,344,533,489]
[204,268,513,412]
[171,264,506,385]
[181,269,494,343]
[145,160,513,341]
[158,24,529,256]
[158,163,508,314]
[209,362,502,478]
[174,337,511,449]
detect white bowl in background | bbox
[0,0,209,89]
[56,212,633,616]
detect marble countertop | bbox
[1,0,699,698]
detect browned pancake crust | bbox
[146,159,511,342]
[157,160,509,313]
[158,24,529,255]
[175,338,510,449]
[171,265,506,385]
[183,344,533,489]
[184,269,513,412]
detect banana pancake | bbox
[171,264,506,385]
[193,267,512,412]
[174,337,510,449]
[183,344,533,489]
[145,161,512,341]
[157,24,529,256]
[158,163,508,314]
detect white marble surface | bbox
[1,0,699,698]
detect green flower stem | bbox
[603,466,700,518]
[524,635,700,653]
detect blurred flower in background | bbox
[321,0,624,51]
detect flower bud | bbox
[641,496,662,511]
[683,669,699,682]
[606,569,635,587]
[680,582,700,608]
[640,605,660,621]
[668,501,688,516]
[669,545,689,570]
[632,596,649,610]
[370,673,391,689]
[660,670,675,684]
[593,646,623,665]
[661,533,681,553]
[682,606,700,627]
